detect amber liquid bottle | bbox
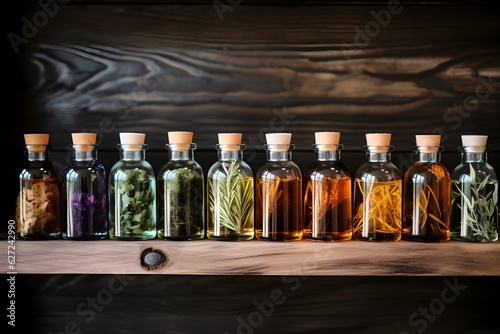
[255,133,302,241]
[303,132,352,241]
[402,135,451,242]
[353,133,402,241]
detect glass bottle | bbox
[353,133,402,241]
[303,132,352,241]
[207,133,254,240]
[402,135,451,242]
[451,135,498,242]
[255,133,302,241]
[16,133,61,239]
[157,131,205,240]
[109,132,156,240]
[62,133,108,240]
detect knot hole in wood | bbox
[140,247,168,271]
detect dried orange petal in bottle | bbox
[353,133,402,241]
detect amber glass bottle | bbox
[303,132,352,241]
[353,133,402,241]
[255,133,302,241]
[402,135,451,242]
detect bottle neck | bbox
[27,150,47,161]
[73,150,96,161]
[462,152,486,163]
[218,149,242,161]
[416,152,439,163]
[120,150,145,161]
[367,151,391,163]
[315,150,340,161]
[265,143,294,162]
[267,150,292,161]
[169,149,194,161]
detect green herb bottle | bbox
[451,135,498,242]
[207,133,254,240]
[402,135,451,242]
[16,133,61,239]
[158,131,205,240]
[109,132,156,240]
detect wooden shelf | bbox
[2,239,499,275]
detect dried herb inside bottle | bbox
[162,168,204,237]
[111,169,156,237]
[208,160,254,234]
[69,192,107,236]
[452,164,499,241]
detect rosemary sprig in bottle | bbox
[452,164,499,240]
[208,160,254,233]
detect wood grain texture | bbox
[12,4,500,153]
[3,239,500,275]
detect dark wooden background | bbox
[4,1,500,333]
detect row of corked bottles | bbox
[16,131,498,243]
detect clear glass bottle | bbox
[303,132,352,241]
[353,133,402,241]
[255,133,303,241]
[157,131,205,240]
[207,133,254,240]
[451,135,498,242]
[62,133,108,240]
[16,133,61,239]
[402,135,451,242]
[109,132,156,240]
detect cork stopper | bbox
[315,131,340,151]
[168,131,193,151]
[72,133,97,152]
[365,133,391,152]
[218,133,242,151]
[415,135,441,153]
[24,133,49,152]
[119,132,145,151]
[265,133,292,151]
[462,135,488,153]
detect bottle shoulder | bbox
[65,160,106,171]
[452,162,498,181]
[257,161,302,179]
[20,161,59,179]
[109,160,155,176]
[304,161,350,179]
[355,162,402,181]
[404,162,450,180]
